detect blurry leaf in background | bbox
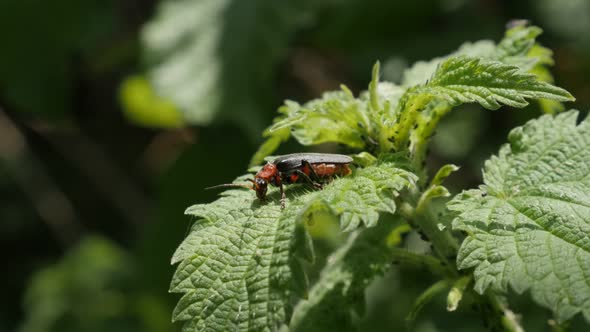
[120,76,184,129]
[0,0,115,120]
[135,0,322,135]
[18,236,146,332]
[536,0,590,48]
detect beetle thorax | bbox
[256,163,278,181]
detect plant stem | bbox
[406,279,452,330]
[486,293,525,332]
[391,92,432,152]
[411,196,459,271]
[390,247,451,277]
[447,275,471,311]
[410,101,452,183]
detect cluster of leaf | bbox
[251,24,570,171]
[171,23,588,331]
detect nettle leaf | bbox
[141,0,318,131]
[274,91,369,149]
[290,217,406,332]
[420,56,574,110]
[450,110,590,322]
[171,161,417,331]
[251,65,407,165]
[402,24,553,87]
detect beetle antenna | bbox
[206,181,254,191]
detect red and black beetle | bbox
[209,153,353,208]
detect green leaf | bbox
[171,161,417,331]
[140,0,319,133]
[19,236,140,332]
[450,110,590,323]
[290,218,408,332]
[253,74,407,161]
[171,191,294,331]
[253,24,574,168]
[420,56,574,110]
[323,161,417,231]
[271,90,369,149]
[402,24,554,87]
[431,164,460,187]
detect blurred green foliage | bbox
[120,76,184,128]
[0,0,116,121]
[131,0,323,136]
[1,0,589,331]
[19,237,139,332]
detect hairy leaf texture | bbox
[420,56,573,110]
[450,110,590,323]
[171,162,416,331]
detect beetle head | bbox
[252,177,268,200]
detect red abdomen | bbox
[311,163,351,178]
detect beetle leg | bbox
[280,181,286,209]
[301,160,320,181]
[293,169,323,190]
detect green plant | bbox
[171,23,589,331]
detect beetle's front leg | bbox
[279,181,286,209]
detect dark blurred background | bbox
[1,0,589,331]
